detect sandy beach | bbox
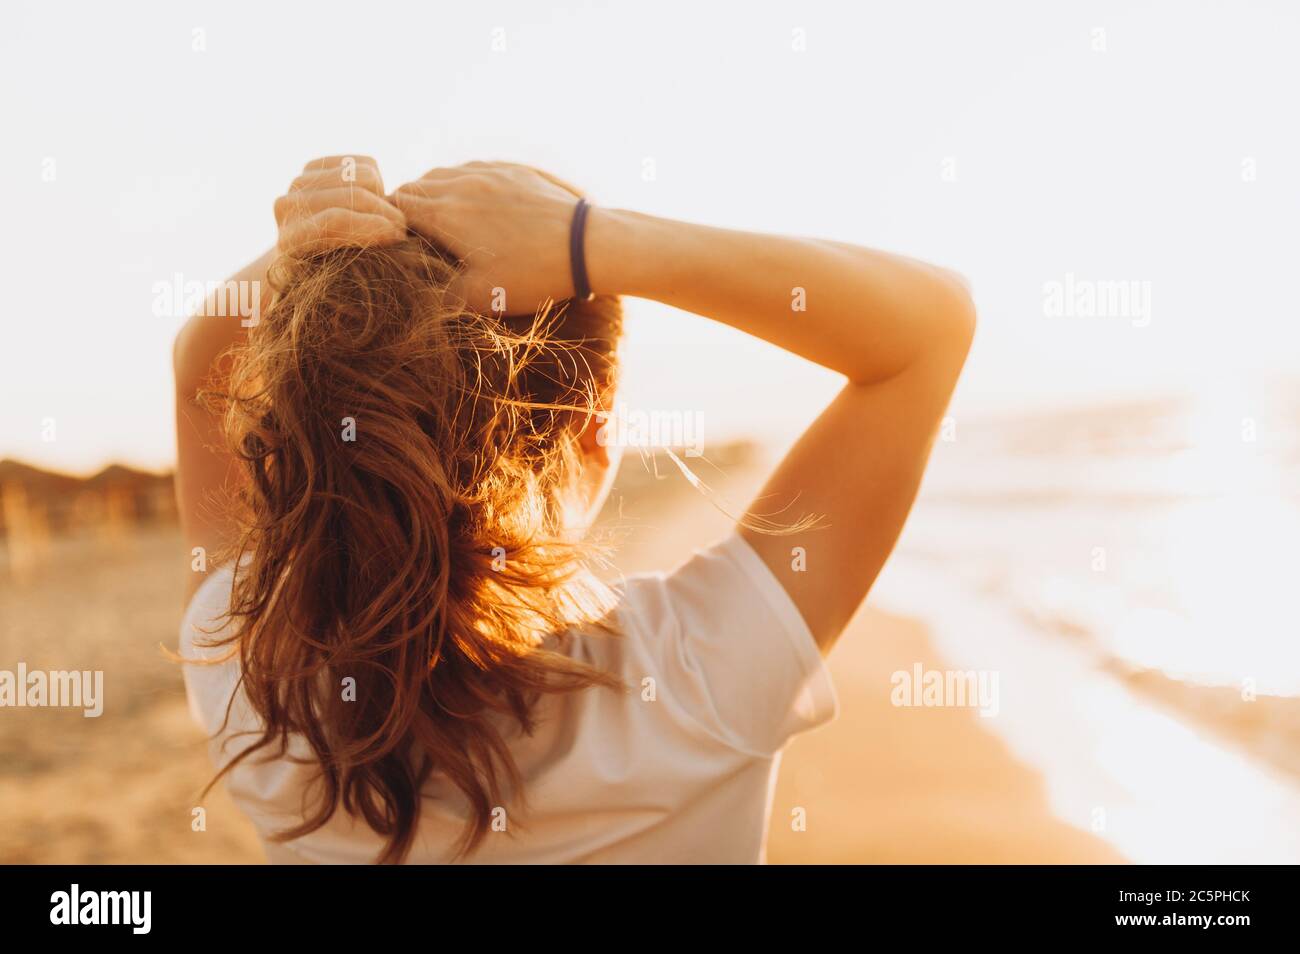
[0,450,1135,864]
[605,453,1126,864]
[768,608,1125,863]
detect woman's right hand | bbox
[274,155,407,259]
[391,161,584,315]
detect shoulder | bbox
[591,534,838,757]
[177,563,242,735]
[179,563,238,656]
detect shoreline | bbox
[603,461,1126,863]
[767,606,1126,863]
[5,452,1289,863]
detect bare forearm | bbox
[172,249,275,395]
[585,208,973,384]
[170,250,273,592]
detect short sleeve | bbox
[629,533,838,757]
[177,565,244,737]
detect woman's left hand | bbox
[274,155,407,258]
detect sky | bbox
[3,0,1299,472]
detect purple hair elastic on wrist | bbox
[570,198,595,301]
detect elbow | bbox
[937,268,977,357]
[172,322,194,395]
[171,327,185,378]
[172,317,208,399]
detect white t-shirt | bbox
[179,533,837,864]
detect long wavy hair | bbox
[199,234,624,863]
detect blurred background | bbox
[2,0,1298,863]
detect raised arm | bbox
[172,156,405,600]
[394,164,974,652]
[172,247,270,598]
[585,211,975,650]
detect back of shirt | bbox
[179,533,837,863]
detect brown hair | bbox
[204,236,624,862]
